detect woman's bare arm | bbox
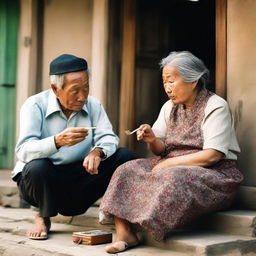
[152,149,224,171]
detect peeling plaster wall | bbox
[227,0,256,186]
[42,0,93,90]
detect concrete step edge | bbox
[190,210,256,237]
[144,230,256,255]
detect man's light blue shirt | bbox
[12,89,119,178]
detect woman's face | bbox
[162,65,197,108]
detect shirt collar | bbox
[45,89,88,118]
[82,101,89,114]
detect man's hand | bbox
[83,148,103,175]
[54,127,88,148]
[136,124,156,143]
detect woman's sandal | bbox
[105,241,138,254]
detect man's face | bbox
[52,71,89,114]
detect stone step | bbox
[0,206,256,255]
[0,170,21,208]
[194,210,256,237]
[0,207,187,256]
[144,230,256,256]
[0,223,184,256]
[54,207,256,239]
[236,185,256,210]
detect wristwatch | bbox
[99,148,106,159]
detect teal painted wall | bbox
[0,0,19,169]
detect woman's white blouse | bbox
[152,94,240,160]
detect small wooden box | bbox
[72,230,112,245]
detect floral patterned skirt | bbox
[100,157,243,241]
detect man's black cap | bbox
[49,54,88,75]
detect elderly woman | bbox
[100,51,243,253]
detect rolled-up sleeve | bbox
[91,103,119,159]
[152,100,172,140]
[202,97,233,157]
[15,99,58,163]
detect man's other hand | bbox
[83,148,103,175]
[54,127,88,148]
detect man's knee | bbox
[23,159,52,182]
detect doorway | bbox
[107,0,216,157]
[134,0,215,156]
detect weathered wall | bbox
[227,0,256,186]
[42,0,93,90]
[16,0,39,143]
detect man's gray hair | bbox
[160,51,209,88]
[49,69,90,89]
[50,74,65,89]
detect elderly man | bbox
[12,54,135,240]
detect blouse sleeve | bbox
[202,95,235,156]
[152,100,173,140]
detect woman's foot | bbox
[105,216,139,253]
[27,214,51,240]
[105,238,139,254]
[106,240,137,254]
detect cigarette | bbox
[84,127,97,130]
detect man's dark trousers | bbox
[16,148,135,217]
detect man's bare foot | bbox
[27,214,51,240]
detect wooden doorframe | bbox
[215,0,227,99]
[118,0,136,148]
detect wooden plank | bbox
[91,0,108,106]
[105,0,122,133]
[215,0,227,98]
[119,0,136,148]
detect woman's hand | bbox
[152,158,175,172]
[136,124,166,155]
[136,124,156,143]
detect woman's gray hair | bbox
[160,51,210,88]
[50,74,65,89]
